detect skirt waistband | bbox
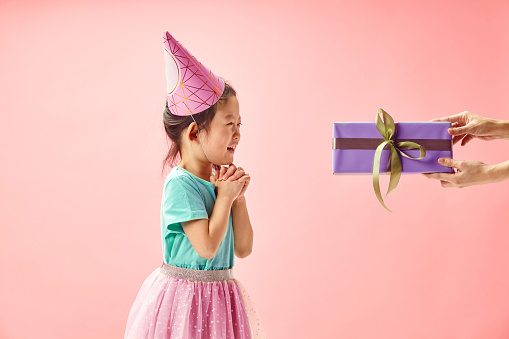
[160,263,234,282]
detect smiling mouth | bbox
[227,145,236,153]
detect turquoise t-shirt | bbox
[160,166,234,270]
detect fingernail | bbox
[438,158,444,163]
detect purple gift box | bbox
[332,122,453,174]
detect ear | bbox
[185,122,199,142]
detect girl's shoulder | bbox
[165,167,196,190]
[165,166,187,183]
[164,167,213,194]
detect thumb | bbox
[210,175,216,184]
[448,125,469,136]
[438,157,462,169]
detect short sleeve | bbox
[162,176,209,233]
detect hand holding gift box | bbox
[423,111,509,188]
[332,109,453,212]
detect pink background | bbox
[1,1,509,338]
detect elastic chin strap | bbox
[190,114,212,164]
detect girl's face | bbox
[202,95,241,165]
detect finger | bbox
[238,185,247,197]
[211,169,218,181]
[422,172,454,181]
[448,126,470,136]
[452,135,465,145]
[235,180,245,196]
[229,168,246,181]
[461,134,475,146]
[238,173,250,183]
[438,157,462,169]
[219,166,228,180]
[210,175,216,185]
[440,180,455,188]
[222,164,237,180]
[430,113,465,123]
[238,177,250,196]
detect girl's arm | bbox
[218,165,254,259]
[231,196,253,258]
[183,177,243,259]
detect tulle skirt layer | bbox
[125,264,265,339]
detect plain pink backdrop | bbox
[1,1,509,338]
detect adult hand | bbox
[432,111,509,145]
[422,158,505,188]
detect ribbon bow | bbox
[373,109,426,212]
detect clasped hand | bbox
[210,164,250,200]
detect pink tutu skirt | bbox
[125,264,265,339]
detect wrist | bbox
[216,193,235,206]
[492,119,509,139]
[232,195,246,207]
[487,161,509,183]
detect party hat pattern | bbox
[163,31,225,116]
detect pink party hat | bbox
[163,31,225,116]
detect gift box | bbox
[332,121,453,174]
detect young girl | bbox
[124,31,265,339]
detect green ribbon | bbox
[373,109,426,212]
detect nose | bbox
[233,125,241,140]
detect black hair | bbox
[161,82,237,176]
